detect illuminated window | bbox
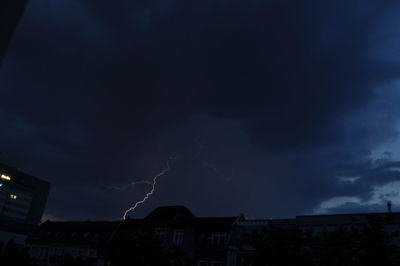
[10,194,17,200]
[0,183,3,187]
[1,174,11,180]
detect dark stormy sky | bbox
[2,0,400,221]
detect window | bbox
[154,228,167,242]
[173,230,184,247]
[1,174,11,180]
[209,232,227,245]
[9,194,17,200]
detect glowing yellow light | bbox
[1,174,11,181]
[10,194,17,200]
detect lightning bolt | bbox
[107,180,153,191]
[122,157,176,220]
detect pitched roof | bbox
[144,206,195,223]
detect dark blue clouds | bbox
[1,0,400,220]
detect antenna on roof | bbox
[387,201,392,213]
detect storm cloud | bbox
[1,0,400,220]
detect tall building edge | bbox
[26,173,51,226]
[0,163,51,226]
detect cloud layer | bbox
[1,0,400,220]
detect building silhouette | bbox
[0,163,50,245]
[27,206,400,266]
[27,206,237,266]
[25,206,400,266]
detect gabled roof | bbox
[144,206,195,224]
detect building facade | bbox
[26,206,400,266]
[27,206,238,266]
[0,163,50,246]
[28,221,118,266]
[0,163,50,225]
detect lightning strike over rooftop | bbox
[122,157,176,220]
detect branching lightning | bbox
[122,157,176,220]
[108,180,153,191]
[203,162,235,182]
